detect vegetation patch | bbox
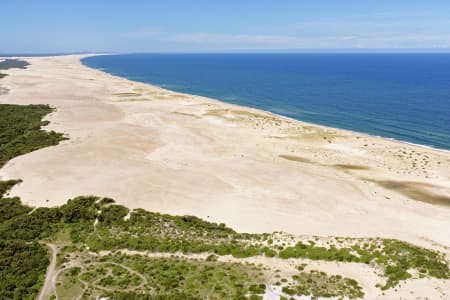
[0,59,30,70]
[0,104,66,167]
[0,103,66,299]
[204,109,281,126]
[0,179,22,198]
[65,254,267,299]
[279,239,450,290]
[278,270,364,299]
[1,193,447,298]
[0,238,49,300]
[55,268,84,300]
[86,205,269,259]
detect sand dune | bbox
[0,54,449,254]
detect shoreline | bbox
[273,111,450,155]
[81,53,450,154]
[1,54,450,252]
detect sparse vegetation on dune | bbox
[279,239,450,290]
[278,270,364,299]
[86,204,267,258]
[73,254,267,299]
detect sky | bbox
[2,0,450,53]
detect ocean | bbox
[82,53,450,150]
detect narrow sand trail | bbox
[38,243,57,300]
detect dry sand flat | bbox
[1,54,450,254]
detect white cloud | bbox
[166,31,450,49]
[119,26,450,50]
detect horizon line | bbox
[3,48,450,56]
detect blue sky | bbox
[2,0,450,53]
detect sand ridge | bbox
[0,54,449,254]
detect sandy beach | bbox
[0,54,449,254]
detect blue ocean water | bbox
[82,54,450,150]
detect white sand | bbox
[0,55,449,251]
